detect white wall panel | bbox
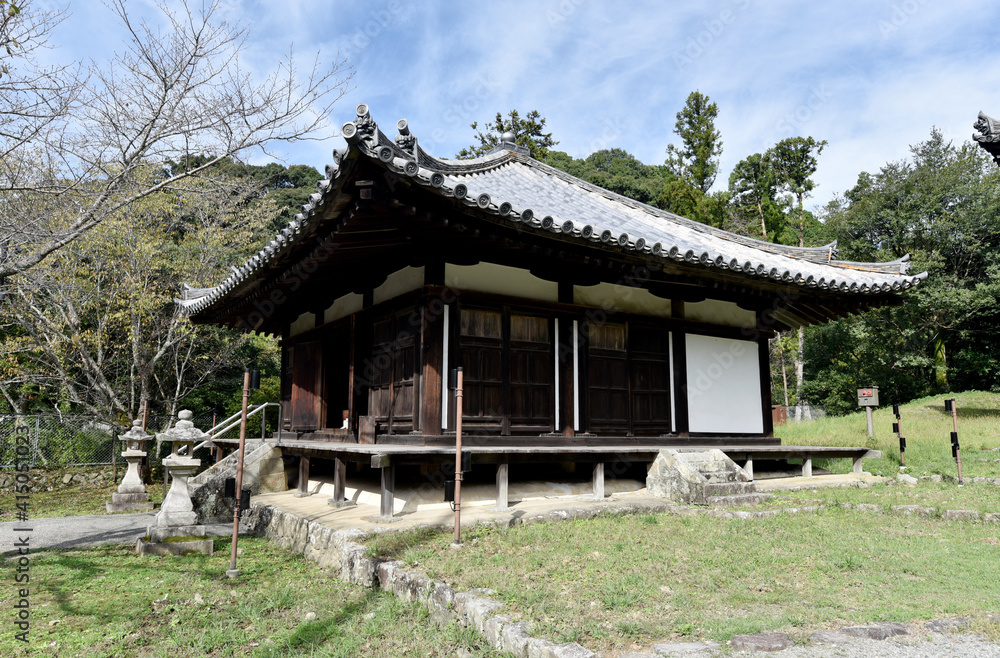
[685,334,763,434]
[445,262,558,302]
[373,266,425,305]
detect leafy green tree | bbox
[806,129,1000,408]
[665,91,723,193]
[769,136,828,248]
[727,152,787,241]
[0,167,280,420]
[458,109,557,160]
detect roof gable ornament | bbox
[974,111,1000,165]
[488,130,530,156]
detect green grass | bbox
[774,479,1000,514]
[365,509,1000,653]
[0,473,164,522]
[779,391,1000,477]
[0,538,508,657]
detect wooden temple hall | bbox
[180,104,926,514]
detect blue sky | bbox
[40,0,1000,210]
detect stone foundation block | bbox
[147,525,206,542]
[483,614,510,648]
[136,537,213,556]
[428,581,456,626]
[501,620,532,657]
[454,592,504,629]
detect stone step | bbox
[703,471,748,484]
[704,481,756,497]
[706,493,774,507]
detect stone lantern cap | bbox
[119,418,152,456]
[156,410,208,460]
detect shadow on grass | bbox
[365,526,445,559]
[279,592,380,652]
[924,405,1000,419]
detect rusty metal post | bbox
[893,404,905,468]
[227,370,252,578]
[949,399,963,485]
[453,368,463,545]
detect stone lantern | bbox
[137,410,213,556]
[106,419,154,512]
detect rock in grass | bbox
[730,632,790,651]
[841,622,909,640]
[810,629,853,644]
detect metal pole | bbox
[227,370,251,578]
[453,368,463,545]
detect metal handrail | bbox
[192,402,282,451]
[207,402,282,440]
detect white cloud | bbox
[30,0,1000,207]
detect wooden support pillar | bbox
[758,334,774,438]
[419,295,444,435]
[802,457,813,478]
[296,456,312,497]
[380,462,395,518]
[743,456,754,480]
[496,461,509,510]
[557,314,575,437]
[592,462,605,499]
[332,458,346,503]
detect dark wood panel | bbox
[290,341,323,431]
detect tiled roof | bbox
[180,104,926,317]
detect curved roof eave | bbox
[180,103,927,321]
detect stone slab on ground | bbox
[652,640,721,654]
[841,622,909,640]
[809,629,854,644]
[730,632,791,652]
[135,537,213,556]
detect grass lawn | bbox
[366,508,1000,653]
[0,538,506,657]
[0,477,164,522]
[775,479,1000,514]
[779,391,1000,478]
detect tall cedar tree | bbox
[665,91,723,193]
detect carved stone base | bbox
[106,491,154,513]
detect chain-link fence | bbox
[0,413,216,469]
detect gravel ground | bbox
[743,633,1000,657]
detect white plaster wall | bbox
[685,334,763,434]
[373,266,425,305]
[685,299,756,329]
[324,293,364,324]
[573,282,672,317]
[445,262,558,302]
[288,312,316,338]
